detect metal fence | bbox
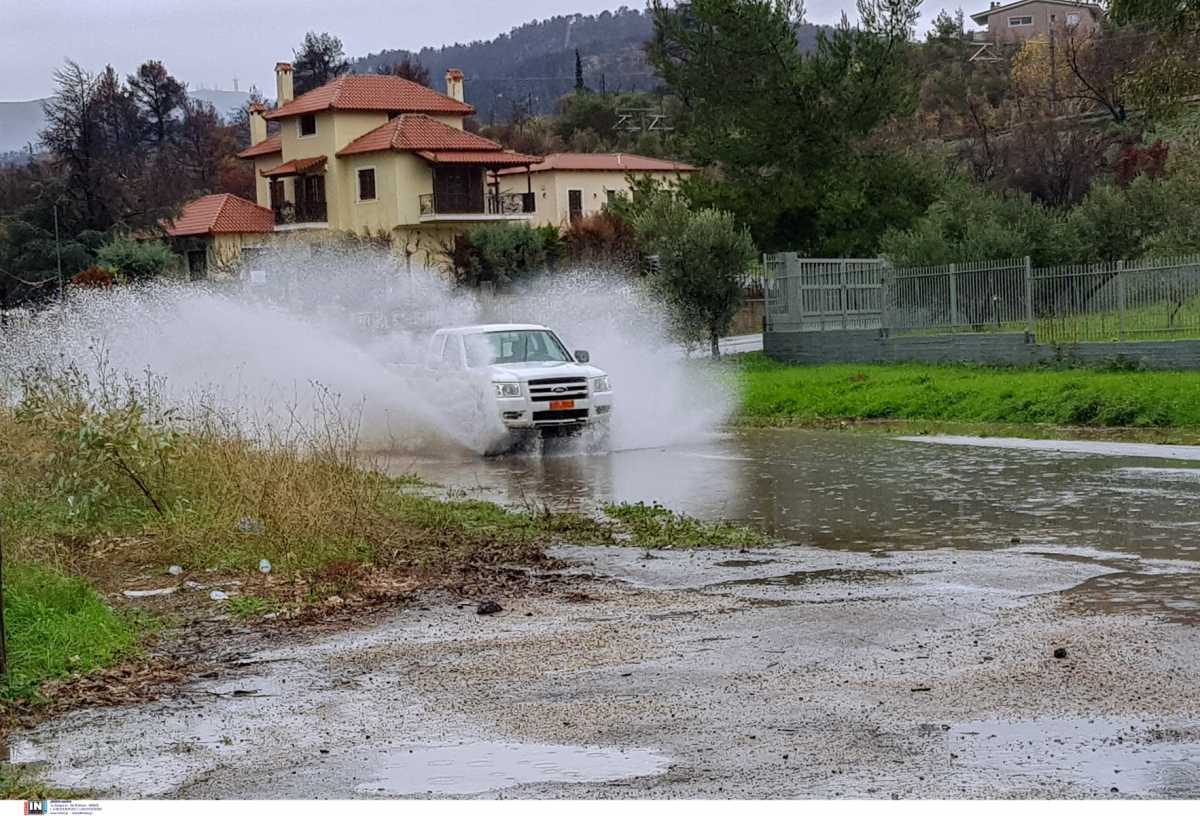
[765,253,1200,342]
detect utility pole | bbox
[53,201,64,298]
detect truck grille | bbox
[532,408,589,423]
[528,377,588,403]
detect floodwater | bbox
[395,428,1200,564]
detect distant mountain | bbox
[354,8,659,123]
[0,88,251,153]
[354,7,829,123]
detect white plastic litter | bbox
[209,590,229,601]
[167,565,183,576]
[122,587,177,598]
[258,559,272,574]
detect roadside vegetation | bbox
[0,363,765,708]
[735,354,1200,434]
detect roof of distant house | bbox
[495,153,696,176]
[163,194,274,236]
[265,74,474,120]
[336,114,537,166]
[970,0,1103,25]
[237,133,282,159]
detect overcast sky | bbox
[1,1,941,100]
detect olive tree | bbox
[635,196,757,358]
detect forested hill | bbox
[353,7,827,123]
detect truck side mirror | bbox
[574,350,590,364]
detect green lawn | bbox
[736,354,1200,430]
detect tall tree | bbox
[375,55,431,86]
[575,49,585,92]
[127,60,187,145]
[647,0,922,252]
[41,62,108,230]
[293,32,350,94]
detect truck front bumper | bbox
[497,391,613,429]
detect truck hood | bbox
[488,361,606,381]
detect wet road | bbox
[11,429,1200,798]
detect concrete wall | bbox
[764,329,1200,370]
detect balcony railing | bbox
[273,200,328,225]
[418,191,536,218]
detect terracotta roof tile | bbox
[496,152,696,175]
[261,155,327,177]
[237,133,282,159]
[336,114,499,156]
[415,149,538,166]
[336,115,537,165]
[265,74,473,120]
[164,194,274,236]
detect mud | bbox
[8,430,1200,798]
[8,540,1200,798]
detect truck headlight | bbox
[591,376,611,393]
[493,382,522,398]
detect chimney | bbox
[445,69,464,103]
[275,62,294,105]
[248,102,267,145]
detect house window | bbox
[357,167,376,201]
[298,113,317,137]
[568,189,583,223]
[1008,15,1033,26]
[1066,12,1080,25]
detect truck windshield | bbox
[464,330,572,367]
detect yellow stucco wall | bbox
[498,170,693,227]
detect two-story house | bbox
[970,1,1103,44]
[236,63,538,262]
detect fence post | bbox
[840,259,848,331]
[1024,256,1034,337]
[1116,260,1126,340]
[948,264,958,328]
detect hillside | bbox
[0,89,250,153]
[354,8,827,122]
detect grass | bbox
[604,502,772,550]
[1,563,139,701]
[734,353,1200,432]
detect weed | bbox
[603,501,772,549]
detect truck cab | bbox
[428,324,613,432]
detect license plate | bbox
[549,399,575,410]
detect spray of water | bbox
[0,248,734,456]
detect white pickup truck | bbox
[419,323,613,439]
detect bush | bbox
[95,236,177,280]
[879,180,1072,267]
[562,210,639,270]
[445,223,561,288]
[69,266,116,288]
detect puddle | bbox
[715,568,897,589]
[947,718,1200,796]
[356,741,669,796]
[1065,572,1200,623]
[715,558,778,568]
[899,435,1200,462]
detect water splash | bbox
[0,250,734,455]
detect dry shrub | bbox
[562,210,640,271]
